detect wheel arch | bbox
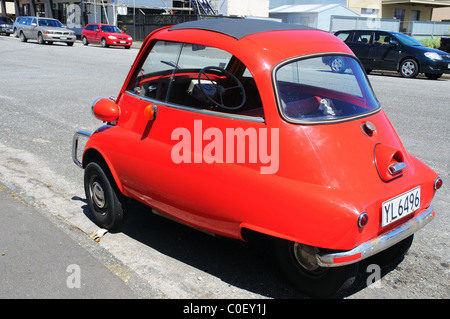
[82,148,126,195]
[397,56,419,72]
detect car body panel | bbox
[77,19,440,253]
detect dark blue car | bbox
[335,29,450,79]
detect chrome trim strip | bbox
[72,130,92,168]
[317,205,435,267]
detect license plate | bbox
[382,186,420,227]
[120,41,126,43]
[61,36,67,40]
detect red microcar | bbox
[81,23,132,48]
[73,19,442,298]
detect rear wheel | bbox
[273,239,358,298]
[84,161,128,230]
[425,73,442,80]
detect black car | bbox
[0,16,14,36]
[335,29,450,79]
[439,36,450,53]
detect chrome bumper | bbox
[72,130,91,168]
[317,205,435,267]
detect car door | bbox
[27,17,37,39]
[347,31,373,68]
[368,31,399,70]
[108,39,268,231]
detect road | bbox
[0,35,448,299]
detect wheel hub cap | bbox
[91,182,106,208]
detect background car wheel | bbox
[67,42,74,46]
[101,38,109,48]
[273,238,358,298]
[82,36,88,45]
[330,56,346,73]
[84,161,128,230]
[19,31,27,42]
[399,59,419,78]
[37,32,45,44]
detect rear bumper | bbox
[317,205,435,267]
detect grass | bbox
[419,37,441,49]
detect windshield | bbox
[393,32,423,46]
[101,25,122,33]
[38,19,64,28]
[0,17,13,24]
[275,55,380,124]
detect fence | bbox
[330,15,450,40]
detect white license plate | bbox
[120,41,126,43]
[61,36,67,40]
[382,186,420,227]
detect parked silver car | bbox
[17,17,75,46]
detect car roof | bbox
[169,18,315,40]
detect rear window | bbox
[274,55,380,124]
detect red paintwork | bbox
[82,23,132,47]
[83,24,439,251]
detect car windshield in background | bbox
[0,17,14,24]
[275,55,380,124]
[38,19,63,28]
[101,25,122,33]
[394,32,424,46]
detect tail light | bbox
[434,177,443,190]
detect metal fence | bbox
[330,15,450,40]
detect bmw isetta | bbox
[73,19,442,298]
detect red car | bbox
[73,19,442,298]
[81,23,132,48]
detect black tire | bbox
[67,42,74,46]
[37,32,44,44]
[399,58,419,78]
[366,235,414,266]
[82,36,88,46]
[273,238,358,298]
[19,31,27,42]
[84,161,128,230]
[101,38,109,48]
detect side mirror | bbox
[390,39,398,46]
[92,98,120,122]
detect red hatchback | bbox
[82,23,132,48]
[73,19,441,298]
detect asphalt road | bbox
[0,35,448,299]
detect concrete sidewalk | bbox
[0,185,151,298]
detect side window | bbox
[353,31,372,44]
[335,31,351,42]
[129,40,264,118]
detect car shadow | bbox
[74,197,401,299]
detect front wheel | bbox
[19,31,27,42]
[101,38,109,48]
[399,59,419,78]
[84,162,128,230]
[273,239,358,298]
